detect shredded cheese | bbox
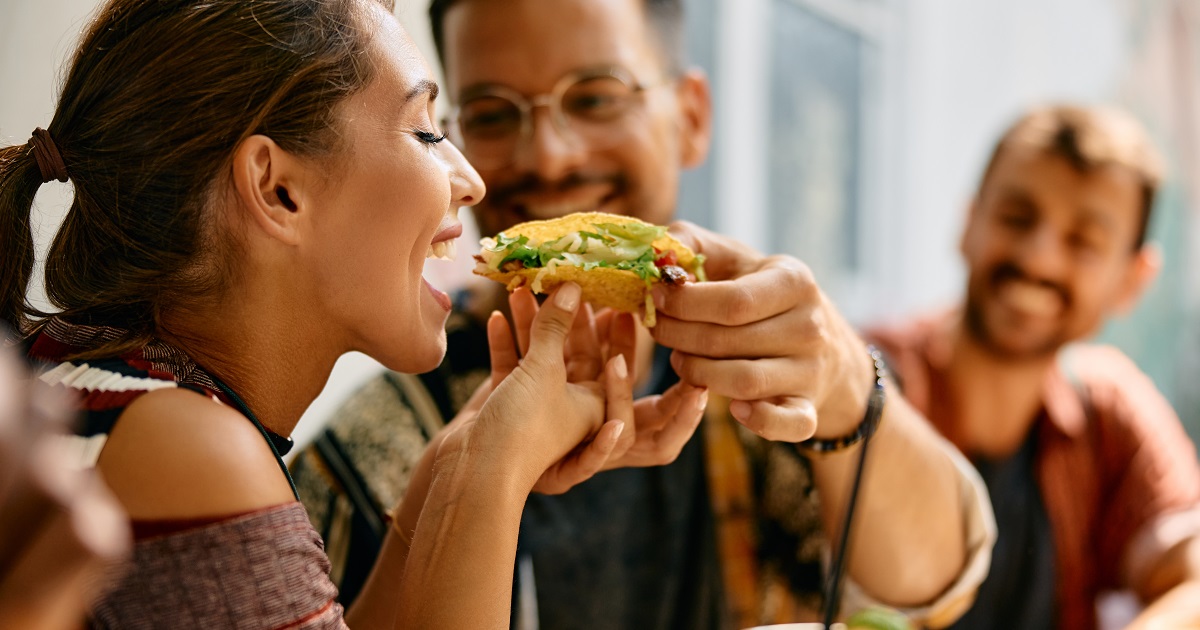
[531,257,562,293]
[643,292,656,328]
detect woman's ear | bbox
[230,135,309,246]
[675,68,712,170]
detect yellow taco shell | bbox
[474,212,701,326]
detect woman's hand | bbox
[493,287,708,495]
[437,283,629,494]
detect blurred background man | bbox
[869,105,1200,630]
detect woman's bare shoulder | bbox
[96,387,295,520]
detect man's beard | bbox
[963,262,1071,361]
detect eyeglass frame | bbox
[442,65,676,166]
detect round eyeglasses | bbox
[445,67,672,170]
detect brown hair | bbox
[978,104,1165,250]
[0,0,393,354]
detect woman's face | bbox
[302,5,484,372]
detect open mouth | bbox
[425,239,457,261]
[995,279,1064,318]
[425,222,463,262]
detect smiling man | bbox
[868,105,1200,630]
[291,1,996,628]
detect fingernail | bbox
[613,354,628,379]
[610,421,626,443]
[651,286,666,309]
[555,282,581,311]
[697,389,709,411]
[729,400,750,420]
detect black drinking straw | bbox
[820,357,886,629]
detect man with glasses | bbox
[291,1,995,628]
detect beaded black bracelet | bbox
[796,345,888,453]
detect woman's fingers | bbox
[509,287,540,357]
[566,304,603,383]
[521,283,582,374]
[648,385,708,460]
[606,312,638,384]
[487,311,520,386]
[532,420,625,496]
[603,355,635,457]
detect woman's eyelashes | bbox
[415,129,447,145]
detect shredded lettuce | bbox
[481,220,689,284]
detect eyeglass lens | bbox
[455,74,642,166]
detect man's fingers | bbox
[487,311,520,384]
[667,221,762,281]
[523,283,582,372]
[728,396,818,443]
[670,351,814,401]
[566,303,603,382]
[651,309,813,359]
[651,261,815,326]
[509,287,540,357]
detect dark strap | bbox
[204,378,299,500]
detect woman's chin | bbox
[376,328,447,374]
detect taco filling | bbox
[473,213,706,327]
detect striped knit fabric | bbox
[91,503,346,630]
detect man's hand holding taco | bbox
[651,221,977,609]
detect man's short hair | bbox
[978,105,1165,250]
[428,0,685,75]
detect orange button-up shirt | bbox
[867,312,1200,630]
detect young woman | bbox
[0,0,705,627]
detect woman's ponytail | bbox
[0,142,45,338]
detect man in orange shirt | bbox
[869,105,1200,630]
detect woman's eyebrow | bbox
[406,79,439,103]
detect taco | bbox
[473,212,706,327]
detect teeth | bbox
[998,281,1061,317]
[425,240,457,261]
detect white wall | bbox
[889,0,1125,319]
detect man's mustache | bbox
[487,172,623,204]
[989,262,1071,308]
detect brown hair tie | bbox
[29,128,69,184]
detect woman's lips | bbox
[431,222,463,244]
[424,277,452,311]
